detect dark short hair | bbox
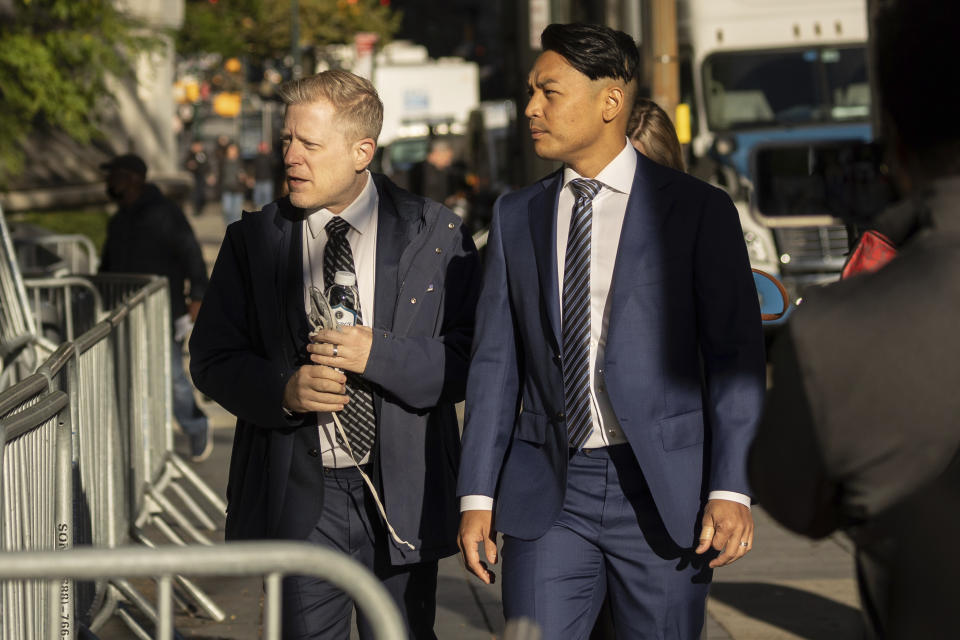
[540,23,640,85]
[875,0,960,176]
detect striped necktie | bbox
[323,217,376,461]
[563,178,602,450]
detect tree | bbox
[0,0,159,180]
[178,0,401,63]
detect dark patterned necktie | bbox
[323,217,376,461]
[563,178,602,450]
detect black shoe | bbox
[189,426,214,462]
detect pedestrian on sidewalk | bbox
[183,140,211,217]
[749,2,960,638]
[99,153,213,462]
[457,23,765,639]
[189,70,481,639]
[252,140,276,209]
[219,142,246,227]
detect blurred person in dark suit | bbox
[749,2,960,638]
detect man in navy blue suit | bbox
[190,70,480,639]
[457,23,765,638]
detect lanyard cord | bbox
[303,221,416,551]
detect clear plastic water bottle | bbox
[327,270,360,327]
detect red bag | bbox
[841,230,898,279]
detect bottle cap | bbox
[333,270,356,286]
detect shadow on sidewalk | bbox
[710,582,864,639]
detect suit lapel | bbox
[275,201,308,363]
[372,174,419,332]
[529,171,563,353]
[607,153,672,329]
[373,188,403,332]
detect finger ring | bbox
[739,541,749,548]
[332,345,339,357]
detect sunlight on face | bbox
[281,100,368,213]
[524,50,607,166]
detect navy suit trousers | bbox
[501,445,712,639]
[281,465,439,640]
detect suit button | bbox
[556,411,566,420]
[308,448,320,457]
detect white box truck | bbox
[677,0,872,298]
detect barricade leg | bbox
[168,453,227,514]
[144,487,213,546]
[133,526,226,623]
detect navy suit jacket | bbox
[457,152,765,548]
[190,174,481,565]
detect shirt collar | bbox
[562,138,636,197]
[305,171,376,239]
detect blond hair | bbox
[627,98,685,172]
[278,70,384,142]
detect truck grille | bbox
[774,226,849,273]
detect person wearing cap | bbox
[99,153,213,462]
[189,71,481,638]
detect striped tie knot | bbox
[569,178,602,202]
[325,216,351,238]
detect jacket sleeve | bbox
[748,325,840,538]
[362,223,481,409]
[455,198,522,499]
[693,187,767,496]
[189,223,310,429]
[171,206,209,301]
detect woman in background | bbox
[627,97,686,172]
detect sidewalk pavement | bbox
[105,202,864,639]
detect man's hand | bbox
[282,364,349,414]
[695,499,754,568]
[458,510,498,584]
[309,326,373,375]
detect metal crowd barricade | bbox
[23,276,104,343]
[10,230,99,276]
[0,375,73,640]
[0,209,56,391]
[0,209,255,636]
[0,542,406,640]
[60,277,225,634]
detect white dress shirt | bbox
[302,171,379,468]
[461,141,749,511]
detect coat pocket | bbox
[514,410,548,444]
[659,409,704,451]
